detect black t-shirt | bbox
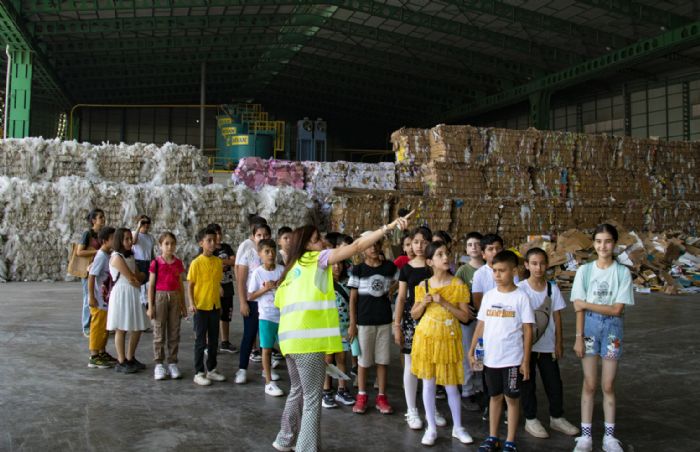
[348,261,398,325]
[215,243,235,285]
[399,263,431,308]
[81,230,99,249]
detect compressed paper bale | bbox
[428,124,483,164]
[484,165,533,199]
[346,162,396,191]
[539,131,576,168]
[330,190,394,238]
[614,137,656,172]
[304,161,349,204]
[570,169,610,200]
[575,134,615,170]
[256,185,314,232]
[267,160,305,190]
[450,199,499,239]
[478,128,538,167]
[391,127,430,165]
[421,162,483,198]
[395,163,424,192]
[532,167,570,199]
[392,195,452,232]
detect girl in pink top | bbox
[147,232,186,381]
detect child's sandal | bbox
[503,441,518,452]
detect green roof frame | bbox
[575,0,691,30]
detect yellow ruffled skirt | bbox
[410,313,463,386]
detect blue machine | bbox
[296,117,327,161]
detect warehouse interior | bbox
[1,2,700,452]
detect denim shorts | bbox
[583,311,624,360]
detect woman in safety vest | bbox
[272,214,410,452]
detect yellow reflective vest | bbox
[274,251,343,355]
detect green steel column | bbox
[7,49,32,138]
[529,90,551,130]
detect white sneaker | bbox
[421,428,437,446]
[602,436,624,452]
[451,426,473,444]
[193,372,211,386]
[154,364,167,380]
[272,359,281,369]
[206,369,226,382]
[525,418,550,438]
[405,408,423,430]
[168,363,182,380]
[573,436,593,452]
[435,411,447,427]
[265,382,284,397]
[235,369,247,384]
[551,417,580,436]
[272,441,293,452]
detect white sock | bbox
[403,354,419,410]
[604,422,615,438]
[358,391,366,395]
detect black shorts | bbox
[484,365,522,399]
[220,283,234,322]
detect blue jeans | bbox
[81,278,90,332]
[583,311,624,360]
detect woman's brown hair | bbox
[279,225,320,283]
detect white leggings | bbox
[422,378,462,431]
[403,353,419,410]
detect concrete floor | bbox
[0,283,698,452]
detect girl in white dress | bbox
[107,228,149,374]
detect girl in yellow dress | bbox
[411,241,474,446]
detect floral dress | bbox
[410,278,470,385]
[334,281,351,352]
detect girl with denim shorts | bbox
[570,224,635,452]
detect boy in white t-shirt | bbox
[87,227,117,369]
[471,233,509,311]
[517,248,579,440]
[246,239,285,397]
[470,250,534,452]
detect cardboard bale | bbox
[572,200,614,230]
[497,199,572,246]
[391,127,430,165]
[450,199,500,241]
[395,162,424,192]
[422,162,483,198]
[479,128,539,167]
[539,131,576,167]
[570,169,609,200]
[576,134,615,170]
[428,124,483,164]
[532,166,570,199]
[330,190,394,238]
[608,171,652,202]
[614,136,656,172]
[484,165,533,199]
[393,195,452,232]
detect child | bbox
[348,233,398,414]
[517,248,579,439]
[455,231,485,404]
[570,224,634,452]
[472,233,510,311]
[106,228,149,374]
[411,241,474,446]
[394,226,435,429]
[87,226,117,369]
[235,223,272,383]
[147,232,186,381]
[432,230,455,273]
[209,223,237,354]
[188,226,226,386]
[470,250,534,452]
[322,260,356,409]
[133,215,155,307]
[77,208,105,336]
[247,239,285,397]
[277,226,293,266]
[393,233,415,270]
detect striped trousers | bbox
[275,352,327,452]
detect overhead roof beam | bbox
[30,13,545,79]
[440,20,700,120]
[443,0,627,49]
[575,0,691,30]
[0,1,71,107]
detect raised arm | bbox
[327,214,410,266]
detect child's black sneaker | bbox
[250,349,262,363]
[322,390,338,408]
[478,436,501,452]
[220,341,238,354]
[115,361,137,374]
[335,389,356,406]
[129,358,146,371]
